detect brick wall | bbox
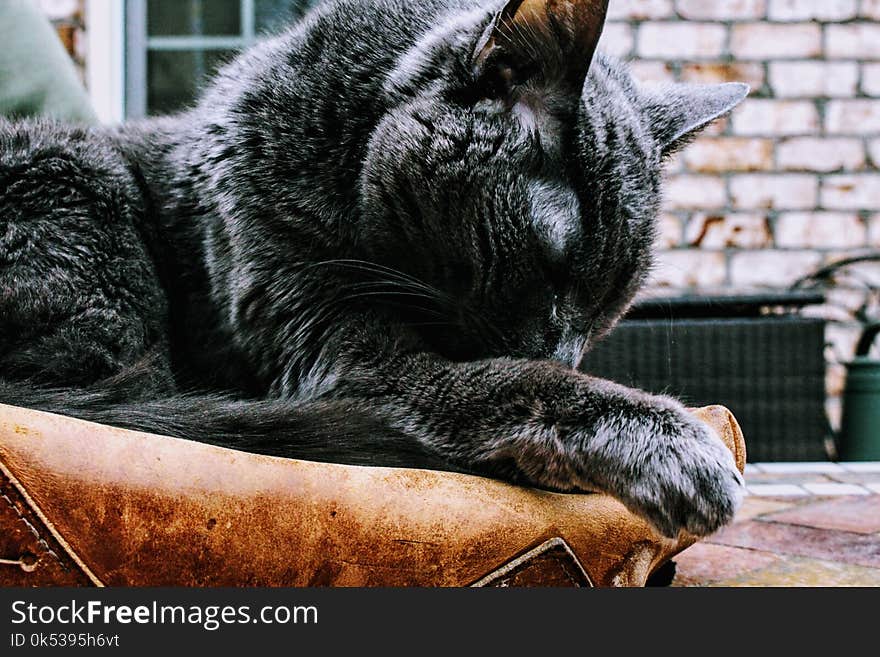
[37,0,87,83]
[598,0,880,433]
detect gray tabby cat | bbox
[0,0,748,537]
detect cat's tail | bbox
[0,370,451,470]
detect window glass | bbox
[147,0,241,36]
[147,49,237,115]
[138,0,319,116]
[256,0,314,33]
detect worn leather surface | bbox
[0,466,94,586]
[0,403,745,587]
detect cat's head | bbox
[349,0,748,365]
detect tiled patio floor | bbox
[671,462,880,587]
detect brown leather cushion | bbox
[0,403,745,587]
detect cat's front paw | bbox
[591,403,746,539]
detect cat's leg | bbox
[332,352,744,538]
[0,124,171,390]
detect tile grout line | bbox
[746,482,879,497]
[748,462,880,475]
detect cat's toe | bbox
[619,413,746,539]
[666,418,745,537]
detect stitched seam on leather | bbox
[0,457,104,586]
[0,483,68,571]
[549,553,582,586]
[547,537,593,586]
[469,537,593,587]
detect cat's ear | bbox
[643,82,750,155]
[472,0,610,96]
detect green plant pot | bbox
[839,357,880,461]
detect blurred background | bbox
[29,0,319,118]
[10,0,880,461]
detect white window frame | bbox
[85,0,126,124]
[94,0,308,120]
[124,0,258,119]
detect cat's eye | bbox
[474,61,518,102]
[545,259,568,295]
